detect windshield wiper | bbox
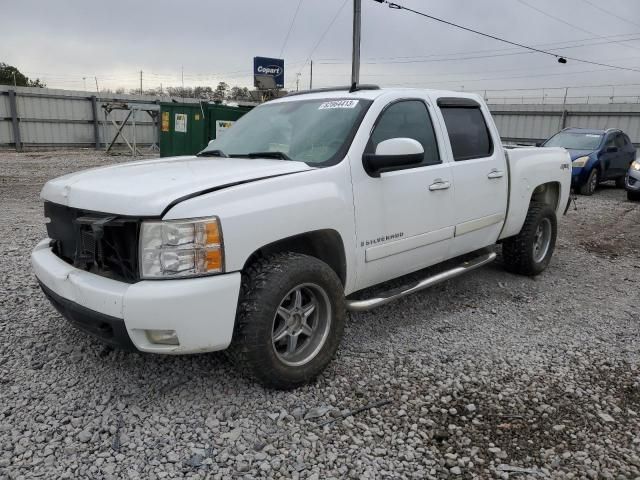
[198,149,228,158]
[244,151,292,160]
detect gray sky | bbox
[4,0,640,102]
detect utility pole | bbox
[139,70,143,95]
[12,72,16,86]
[94,76,99,93]
[310,60,313,90]
[351,0,361,89]
[559,87,568,130]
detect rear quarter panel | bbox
[500,147,571,239]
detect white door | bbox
[433,97,508,257]
[350,98,456,291]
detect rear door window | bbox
[439,105,493,161]
[605,135,616,149]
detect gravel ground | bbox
[1,149,639,480]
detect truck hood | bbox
[41,155,313,216]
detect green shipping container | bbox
[159,102,252,157]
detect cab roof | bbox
[270,85,484,104]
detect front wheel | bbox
[227,252,345,390]
[628,190,640,202]
[502,202,557,276]
[579,169,599,195]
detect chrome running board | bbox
[345,252,497,312]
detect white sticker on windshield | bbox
[318,100,359,110]
[586,134,600,137]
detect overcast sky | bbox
[4,0,640,102]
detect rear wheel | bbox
[502,202,557,276]
[227,252,345,390]
[579,169,599,195]
[628,190,640,202]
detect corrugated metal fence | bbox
[488,102,640,146]
[0,85,198,150]
[3,86,640,150]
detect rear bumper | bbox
[31,239,241,354]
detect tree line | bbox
[0,64,255,101]
[124,82,253,101]
[0,63,46,87]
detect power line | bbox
[280,0,305,57]
[372,0,640,73]
[312,31,640,63]
[515,0,640,52]
[382,67,619,87]
[477,81,640,93]
[579,0,640,29]
[303,0,350,66]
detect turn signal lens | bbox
[205,248,223,271]
[206,222,221,244]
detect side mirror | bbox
[363,138,424,177]
[535,141,543,147]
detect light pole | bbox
[351,0,361,89]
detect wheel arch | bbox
[500,180,563,241]
[241,229,348,287]
[530,181,561,211]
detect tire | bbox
[615,176,626,189]
[227,252,346,390]
[502,202,557,276]
[628,190,640,202]
[579,169,599,195]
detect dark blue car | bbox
[542,128,636,195]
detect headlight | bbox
[631,160,640,171]
[139,216,224,279]
[572,156,590,167]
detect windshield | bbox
[543,132,603,150]
[199,98,371,165]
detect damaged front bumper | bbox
[31,239,241,354]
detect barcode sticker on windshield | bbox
[318,100,359,110]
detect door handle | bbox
[429,179,451,191]
[487,169,504,179]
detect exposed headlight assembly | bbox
[139,217,223,279]
[572,156,590,167]
[631,160,640,171]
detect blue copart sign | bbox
[253,57,285,89]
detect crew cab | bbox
[541,127,636,195]
[32,86,571,389]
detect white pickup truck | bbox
[32,86,571,389]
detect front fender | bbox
[162,162,358,293]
